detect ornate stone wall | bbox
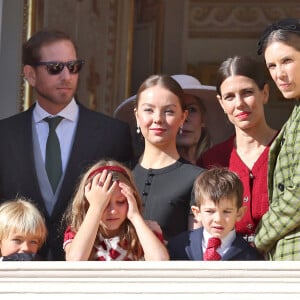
[130,0,164,93]
[19,0,300,126]
[186,0,299,129]
[188,0,300,38]
[23,0,133,116]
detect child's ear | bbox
[191,205,201,222]
[236,206,247,222]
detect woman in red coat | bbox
[198,55,278,243]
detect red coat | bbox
[198,135,270,236]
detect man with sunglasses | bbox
[0,29,133,260]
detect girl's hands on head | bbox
[119,182,140,221]
[119,182,169,261]
[84,170,117,213]
[65,170,118,261]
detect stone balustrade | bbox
[1,261,300,299]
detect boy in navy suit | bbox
[167,168,263,260]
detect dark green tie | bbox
[45,116,63,192]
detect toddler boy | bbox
[168,168,263,260]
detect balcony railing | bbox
[1,261,300,299]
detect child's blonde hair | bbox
[64,159,144,260]
[0,198,47,248]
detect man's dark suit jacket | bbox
[0,103,133,260]
[167,227,263,260]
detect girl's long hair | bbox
[64,160,144,260]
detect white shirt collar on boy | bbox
[202,229,236,258]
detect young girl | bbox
[63,159,169,261]
[0,198,47,261]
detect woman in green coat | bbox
[255,18,300,260]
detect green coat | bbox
[255,102,300,260]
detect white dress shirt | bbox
[33,98,79,172]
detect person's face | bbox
[0,231,40,256]
[135,86,187,149]
[195,196,245,239]
[218,75,268,131]
[100,184,128,238]
[265,41,300,99]
[24,40,79,114]
[176,94,204,149]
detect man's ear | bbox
[236,206,247,222]
[23,65,36,87]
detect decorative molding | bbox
[21,0,133,116]
[1,261,300,298]
[189,0,300,38]
[130,0,164,93]
[135,0,164,73]
[21,0,37,111]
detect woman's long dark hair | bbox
[216,55,268,96]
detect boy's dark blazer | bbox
[167,227,263,260]
[0,103,133,260]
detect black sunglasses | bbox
[257,18,300,55]
[33,59,85,75]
